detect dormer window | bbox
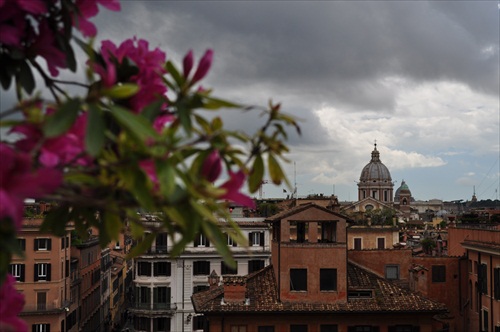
[289,221,308,243]
[318,222,336,243]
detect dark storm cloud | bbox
[123,1,499,108]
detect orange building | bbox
[192,203,449,331]
[11,218,73,332]
[448,224,500,331]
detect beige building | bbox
[11,218,73,332]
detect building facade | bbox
[129,217,271,332]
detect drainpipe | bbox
[182,259,185,332]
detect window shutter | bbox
[34,264,39,282]
[47,263,51,281]
[32,325,37,332]
[20,265,25,282]
[61,237,65,249]
[194,235,200,247]
[153,288,158,304]
[166,287,171,304]
[260,232,265,246]
[47,324,51,332]
[34,239,39,250]
[154,262,158,276]
[206,238,210,247]
[47,239,52,250]
[249,233,253,245]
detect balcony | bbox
[128,302,177,316]
[21,301,71,315]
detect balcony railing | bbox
[129,302,177,315]
[21,301,71,315]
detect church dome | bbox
[394,180,412,201]
[359,145,392,183]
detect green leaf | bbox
[142,100,164,122]
[103,83,139,99]
[85,104,106,156]
[177,103,192,134]
[155,159,176,198]
[104,210,122,242]
[166,61,184,88]
[249,154,264,193]
[268,154,286,185]
[18,61,35,95]
[43,98,81,138]
[202,96,242,110]
[110,105,158,143]
[201,220,235,267]
[41,205,71,237]
[129,221,144,240]
[126,233,156,259]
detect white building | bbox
[129,216,271,332]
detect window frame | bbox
[193,261,211,276]
[290,268,307,291]
[431,265,446,283]
[320,268,337,291]
[34,238,51,251]
[354,237,362,250]
[10,263,25,282]
[221,260,238,275]
[385,265,399,280]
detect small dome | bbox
[359,145,392,182]
[395,180,412,200]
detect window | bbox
[321,326,338,332]
[135,317,151,331]
[320,269,337,291]
[34,263,51,281]
[231,326,247,332]
[193,261,210,275]
[18,238,26,251]
[248,260,264,273]
[154,262,171,276]
[385,265,399,280]
[153,287,170,308]
[137,261,151,276]
[226,233,237,247]
[221,261,238,275]
[388,327,420,332]
[32,323,50,332]
[318,222,336,243]
[9,264,25,282]
[348,327,380,332]
[136,286,151,308]
[377,238,385,249]
[249,232,264,246]
[193,315,207,330]
[354,238,362,250]
[193,285,209,294]
[290,221,308,243]
[482,309,488,332]
[479,263,488,294]
[290,268,307,291]
[154,317,170,332]
[494,267,500,300]
[194,234,210,247]
[155,233,168,253]
[432,265,446,283]
[258,327,275,332]
[37,292,47,311]
[34,238,51,251]
[290,325,308,332]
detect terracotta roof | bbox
[192,263,447,314]
[265,203,347,222]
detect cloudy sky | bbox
[3,1,499,202]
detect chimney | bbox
[223,276,247,303]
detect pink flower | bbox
[191,49,213,84]
[30,20,67,76]
[11,110,90,167]
[39,113,90,167]
[153,114,174,133]
[0,274,27,332]
[0,144,62,230]
[183,50,194,78]
[139,159,158,190]
[95,38,167,113]
[201,150,222,183]
[73,0,121,37]
[220,171,255,208]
